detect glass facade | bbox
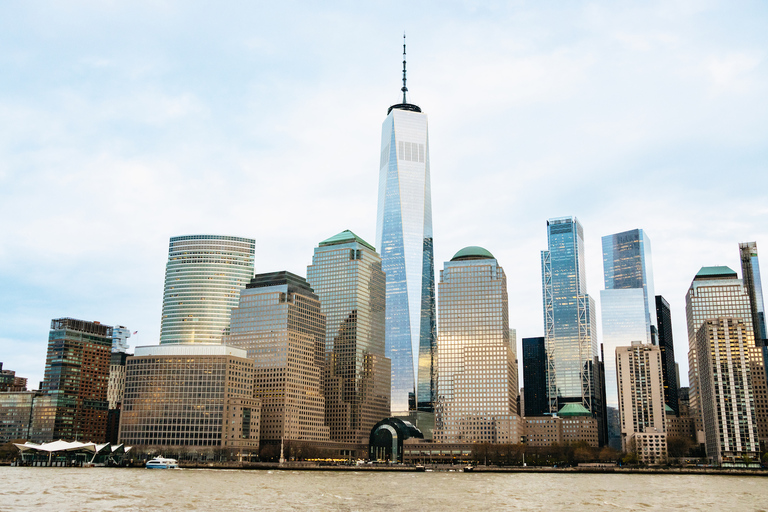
[522,337,548,417]
[41,318,113,442]
[226,272,329,443]
[740,242,768,382]
[375,104,436,413]
[655,295,679,415]
[160,235,255,344]
[306,230,391,443]
[434,248,519,444]
[601,229,657,341]
[541,217,598,413]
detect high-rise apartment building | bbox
[655,295,679,415]
[160,235,255,344]
[375,40,436,413]
[40,318,113,442]
[616,341,667,463]
[541,217,599,415]
[600,229,657,414]
[119,344,260,452]
[226,271,329,443]
[522,337,548,417]
[696,318,760,465]
[434,247,519,444]
[306,230,391,443]
[111,326,131,353]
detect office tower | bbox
[655,295,679,415]
[306,230,391,443]
[160,235,255,344]
[600,229,656,413]
[616,342,667,463]
[434,247,519,444]
[522,337,548,417]
[685,266,768,445]
[740,242,768,385]
[696,318,760,465]
[541,217,599,414]
[740,242,768,345]
[40,318,112,442]
[119,344,260,452]
[375,39,436,413]
[226,271,329,443]
[523,409,599,447]
[111,326,131,353]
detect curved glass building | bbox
[160,235,255,344]
[375,41,436,413]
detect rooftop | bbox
[695,266,737,279]
[557,403,592,417]
[319,230,375,251]
[450,246,495,262]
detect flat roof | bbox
[134,343,248,358]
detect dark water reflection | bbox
[1,467,767,511]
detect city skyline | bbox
[1,2,767,390]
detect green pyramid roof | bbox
[695,266,737,279]
[451,246,495,262]
[319,230,375,251]
[665,404,676,415]
[557,403,591,417]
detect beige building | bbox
[119,344,260,453]
[227,271,329,444]
[434,247,520,444]
[306,231,391,444]
[685,266,768,446]
[696,318,760,466]
[524,405,599,448]
[616,341,667,463]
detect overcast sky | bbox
[1,1,767,390]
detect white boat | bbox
[145,456,179,469]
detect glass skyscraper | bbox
[434,247,519,444]
[541,217,599,414]
[306,230,391,443]
[375,42,435,413]
[740,242,767,347]
[160,235,255,344]
[600,229,656,410]
[655,295,679,415]
[522,336,548,417]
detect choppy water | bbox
[1,467,767,511]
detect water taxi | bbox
[145,456,179,469]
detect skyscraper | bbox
[226,271,329,443]
[160,235,255,344]
[434,247,519,444]
[599,229,657,442]
[696,318,760,465]
[655,295,679,415]
[541,217,599,415]
[740,242,768,381]
[616,341,667,463]
[41,318,113,442]
[306,230,391,443]
[522,337,548,417]
[375,38,435,413]
[685,266,768,445]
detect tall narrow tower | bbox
[375,36,436,413]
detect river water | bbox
[1,467,767,511]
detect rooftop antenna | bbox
[401,32,408,104]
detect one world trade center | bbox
[375,37,436,414]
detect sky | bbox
[1,1,767,390]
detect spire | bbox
[387,33,421,115]
[401,32,408,104]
